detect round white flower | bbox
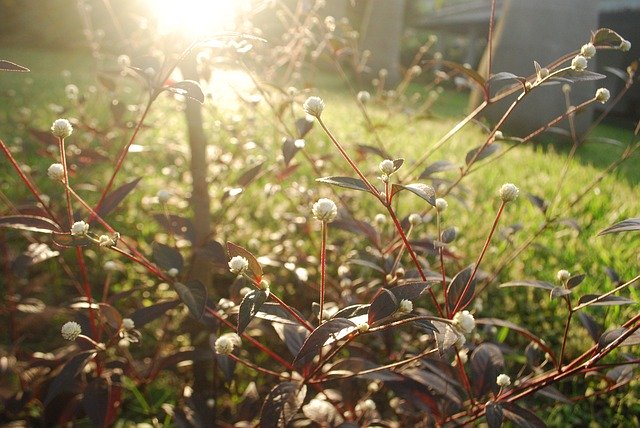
[98,234,112,247]
[168,268,179,277]
[65,84,79,100]
[312,198,337,223]
[556,269,571,282]
[499,183,519,203]
[619,39,631,52]
[157,189,171,203]
[398,299,413,314]
[303,96,325,118]
[435,198,448,213]
[294,139,306,149]
[408,213,423,226]
[122,318,135,330]
[228,256,249,275]
[70,220,89,236]
[571,55,588,71]
[214,333,241,355]
[497,373,511,387]
[452,348,468,366]
[452,310,475,334]
[379,159,395,175]
[357,90,371,103]
[357,322,370,333]
[374,213,386,225]
[580,42,596,59]
[595,88,610,104]
[47,163,65,181]
[51,118,73,138]
[61,321,82,340]
[104,260,119,271]
[494,130,504,140]
[117,54,131,69]
[409,65,422,76]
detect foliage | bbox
[0,1,639,427]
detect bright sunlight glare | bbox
[150,0,249,37]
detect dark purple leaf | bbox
[577,312,602,343]
[94,177,141,219]
[390,281,432,301]
[419,160,458,178]
[486,401,504,428]
[501,402,547,428]
[237,290,268,334]
[368,288,399,324]
[259,382,307,428]
[488,72,525,83]
[82,378,110,428]
[499,280,554,291]
[527,194,548,214]
[174,280,207,320]
[0,60,30,72]
[591,28,625,47]
[272,323,308,356]
[236,162,264,187]
[152,242,184,272]
[598,327,640,350]
[153,214,195,242]
[567,274,586,289]
[348,258,386,274]
[331,304,370,320]
[470,343,504,398]
[295,117,314,138]
[598,217,640,235]
[536,386,572,404]
[550,287,572,299]
[98,303,122,330]
[605,267,621,284]
[331,217,379,246]
[606,365,635,384]
[44,351,97,406]
[131,299,180,328]
[447,265,476,312]
[294,318,356,369]
[425,59,486,88]
[167,80,205,103]
[255,302,303,325]
[325,357,403,381]
[551,69,606,83]
[356,143,391,159]
[391,183,436,206]
[578,294,634,307]
[316,176,371,193]
[52,232,93,247]
[0,215,61,234]
[404,369,462,410]
[465,143,501,165]
[282,137,301,166]
[392,158,404,172]
[227,241,262,281]
[441,227,457,243]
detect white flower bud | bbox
[98,234,112,247]
[117,54,131,69]
[496,373,511,387]
[408,213,423,226]
[312,198,337,222]
[51,118,73,138]
[571,55,588,71]
[65,84,79,100]
[537,67,550,80]
[619,39,631,52]
[71,220,89,236]
[168,268,179,277]
[379,159,395,175]
[303,96,325,118]
[214,333,241,355]
[452,310,475,334]
[452,348,468,366]
[61,321,82,340]
[374,213,386,225]
[556,269,571,283]
[409,65,422,76]
[122,318,135,330]
[455,332,466,348]
[499,183,519,202]
[398,299,413,314]
[357,322,370,333]
[228,256,249,275]
[157,189,171,203]
[595,88,610,104]
[104,260,119,272]
[580,42,596,59]
[47,163,65,181]
[435,198,448,213]
[357,90,371,103]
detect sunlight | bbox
[150,0,249,37]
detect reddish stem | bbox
[319,221,327,324]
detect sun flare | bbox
[151,0,249,37]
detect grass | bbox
[1,46,639,424]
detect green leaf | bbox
[173,281,207,320]
[237,290,268,334]
[391,183,436,206]
[316,176,371,193]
